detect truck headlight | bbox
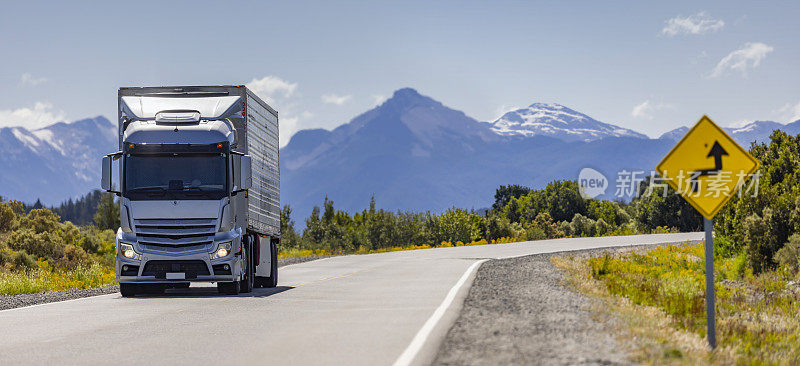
[210,241,232,259]
[118,242,141,260]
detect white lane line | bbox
[393,259,488,366]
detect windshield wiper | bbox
[127,186,169,197]
[181,186,214,198]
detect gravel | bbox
[0,285,120,311]
[0,256,326,311]
[432,251,631,366]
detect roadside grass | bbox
[554,243,800,364]
[278,236,520,259]
[0,261,116,296]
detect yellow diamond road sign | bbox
[656,115,759,219]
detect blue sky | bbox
[1,1,798,145]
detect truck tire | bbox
[141,284,166,295]
[264,239,278,288]
[120,283,138,297]
[240,236,254,293]
[218,281,240,295]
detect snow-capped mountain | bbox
[658,126,689,141]
[280,89,673,221]
[659,120,800,146]
[489,103,647,142]
[0,117,117,204]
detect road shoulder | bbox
[432,251,631,365]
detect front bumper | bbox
[115,230,242,284]
[116,255,241,284]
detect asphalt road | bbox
[0,233,701,366]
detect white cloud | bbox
[321,93,352,105]
[0,102,66,129]
[246,76,298,102]
[245,76,313,146]
[710,42,773,78]
[776,101,800,123]
[662,12,725,36]
[631,100,673,120]
[372,94,388,105]
[19,73,48,86]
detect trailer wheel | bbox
[264,239,278,288]
[240,236,254,293]
[120,283,138,297]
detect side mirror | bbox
[231,154,252,193]
[101,156,112,191]
[240,155,252,190]
[101,153,121,193]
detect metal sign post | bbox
[704,217,716,349]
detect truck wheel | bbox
[217,281,240,295]
[240,237,254,293]
[141,284,166,295]
[120,283,138,297]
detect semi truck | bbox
[101,85,280,296]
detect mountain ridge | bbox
[0,116,117,204]
[2,88,799,216]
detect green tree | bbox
[716,130,800,273]
[0,202,16,232]
[631,180,702,233]
[428,207,482,244]
[93,192,120,230]
[280,205,302,249]
[774,234,800,274]
[492,184,531,211]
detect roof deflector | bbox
[155,110,201,124]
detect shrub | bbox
[733,251,750,279]
[743,209,783,273]
[716,130,800,273]
[62,245,90,269]
[774,234,800,274]
[482,214,516,241]
[595,218,611,236]
[11,250,36,269]
[18,208,61,234]
[559,221,572,237]
[0,247,36,270]
[429,207,482,244]
[631,180,703,233]
[80,232,103,253]
[532,212,564,239]
[523,224,546,241]
[4,229,65,261]
[0,202,16,232]
[570,213,596,237]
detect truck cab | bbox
[101,86,280,296]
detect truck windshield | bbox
[124,153,227,200]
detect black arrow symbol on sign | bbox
[707,141,728,171]
[689,141,728,193]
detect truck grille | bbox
[134,218,217,253]
[142,260,210,278]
